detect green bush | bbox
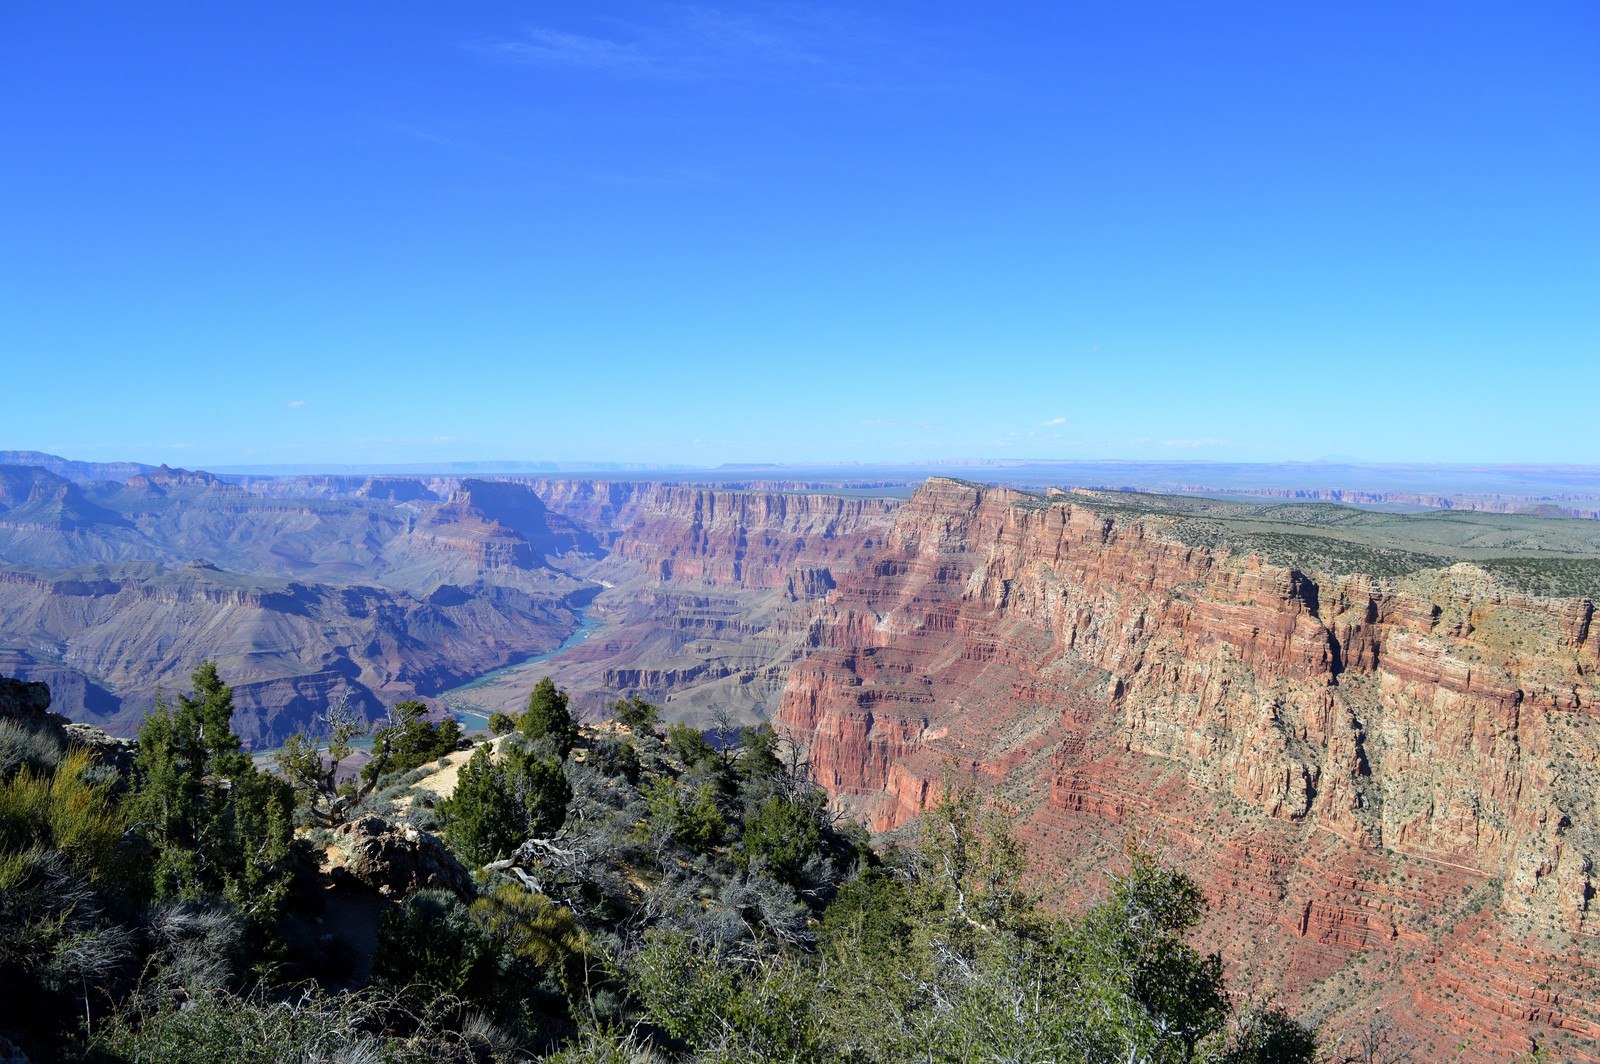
[738,723,784,783]
[521,677,579,758]
[640,777,724,851]
[632,929,823,1062]
[0,749,134,1054]
[609,695,660,735]
[590,735,642,783]
[0,747,124,880]
[438,743,571,867]
[362,700,463,787]
[438,748,522,866]
[375,889,501,1006]
[738,793,823,886]
[665,722,715,768]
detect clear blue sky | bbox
[2,2,1596,468]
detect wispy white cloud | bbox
[285,400,307,408]
[465,5,969,93]
[478,27,656,73]
[1040,416,1067,426]
[382,122,456,147]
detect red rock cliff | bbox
[777,478,1600,1060]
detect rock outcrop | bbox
[777,478,1600,1060]
[0,670,132,770]
[323,814,473,899]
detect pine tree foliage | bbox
[439,747,522,867]
[363,698,464,785]
[608,695,660,735]
[439,740,572,867]
[737,792,824,886]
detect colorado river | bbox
[252,611,604,760]
[436,610,604,730]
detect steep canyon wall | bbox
[776,478,1600,1060]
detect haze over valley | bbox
[7,452,1600,743]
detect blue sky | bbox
[2,2,1596,468]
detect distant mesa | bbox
[125,464,240,494]
[0,449,156,484]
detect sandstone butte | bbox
[772,478,1600,1061]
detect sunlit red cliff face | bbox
[776,478,1600,1061]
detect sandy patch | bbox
[393,737,508,810]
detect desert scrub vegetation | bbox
[1047,489,1600,598]
[1477,557,1600,600]
[1,668,1319,1062]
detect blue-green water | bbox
[253,612,602,759]
[436,611,603,730]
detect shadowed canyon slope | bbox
[392,478,902,725]
[776,479,1600,1060]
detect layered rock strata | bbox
[777,478,1600,1060]
[447,483,901,722]
[0,467,595,744]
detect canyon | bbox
[0,462,901,743]
[4,457,1600,1055]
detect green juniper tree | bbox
[438,747,521,867]
[608,694,660,735]
[362,699,462,787]
[128,662,295,930]
[738,792,824,886]
[438,741,572,867]
[521,677,579,757]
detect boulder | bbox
[325,814,472,899]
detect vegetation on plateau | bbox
[0,665,1321,1063]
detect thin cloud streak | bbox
[477,27,656,74]
[464,5,972,94]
